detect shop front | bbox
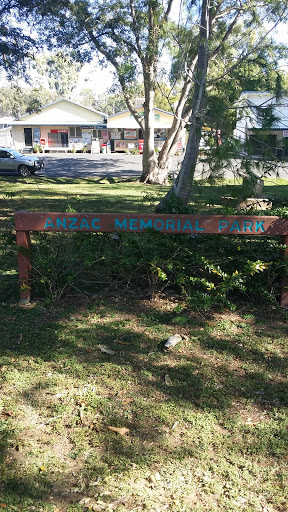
[109,128,141,152]
[107,106,185,153]
[11,99,107,153]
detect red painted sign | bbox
[14,212,288,236]
[14,211,288,307]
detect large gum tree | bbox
[41,0,175,182]
[156,0,288,208]
[39,0,288,188]
[7,0,287,190]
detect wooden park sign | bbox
[15,211,288,307]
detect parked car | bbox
[0,148,44,176]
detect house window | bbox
[92,129,102,138]
[48,132,68,147]
[69,127,82,137]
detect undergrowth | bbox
[7,229,285,310]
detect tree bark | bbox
[140,73,158,182]
[156,0,210,210]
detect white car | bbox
[0,148,44,176]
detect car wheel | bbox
[18,165,31,177]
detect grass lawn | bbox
[0,176,169,231]
[0,175,288,511]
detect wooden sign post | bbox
[14,211,288,307]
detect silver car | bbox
[0,148,44,176]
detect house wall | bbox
[12,126,25,149]
[108,108,185,153]
[11,100,107,151]
[234,92,288,143]
[0,127,12,147]
[12,125,105,152]
[19,100,104,125]
[108,109,173,129]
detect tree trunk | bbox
[157,120,187,175]
[140,75,157,182]
[139,67,170,184]
[156,0,210,210]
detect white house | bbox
[0,116,13,147]
[10,98,107,152]
[234,91,288,156]
[107,104,185,153]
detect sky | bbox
[76,59,115,96]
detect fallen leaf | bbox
[78,497,91,505]
[99,344,115,355]
[149,472,161,484]
[164,374,172,386]
[108,426,130,436]
[122,399,133,405]
[114,340,132,345]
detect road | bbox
[35,152,184,179]
[30,153,288,180]
[0,151,288,179]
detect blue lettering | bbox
[166,220,175,231]
[230,220,241,232]
[195,220,204,232]
[68,218,78,229]
[56,218,66,229]
[129,218,138,230]
[177,220,181,231]
[44,217,55,229]
[154,219,164,231]
[91,218,100,229]
[255,221,265,232]
[243,221,253,232]
[115,219,127,230]
[183,220,193,231]
[219,220,229,232]
[140,219,153,230]
[80,218,90,230]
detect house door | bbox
[24,128,32,146]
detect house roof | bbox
[17,98,107,120]
[10,98,107,126]
[236,91,288,130]
[108,105,174,119]
[107,105,175,129]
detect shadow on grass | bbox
[0,296,287,507]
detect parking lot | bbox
[35,152,146,179]
[0,150,288,179]
[35,152,183,179]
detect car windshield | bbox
[9,150,24,158]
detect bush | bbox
[30,229,283,309]
[33,145,43,153]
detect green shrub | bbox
[30,229,283,310]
